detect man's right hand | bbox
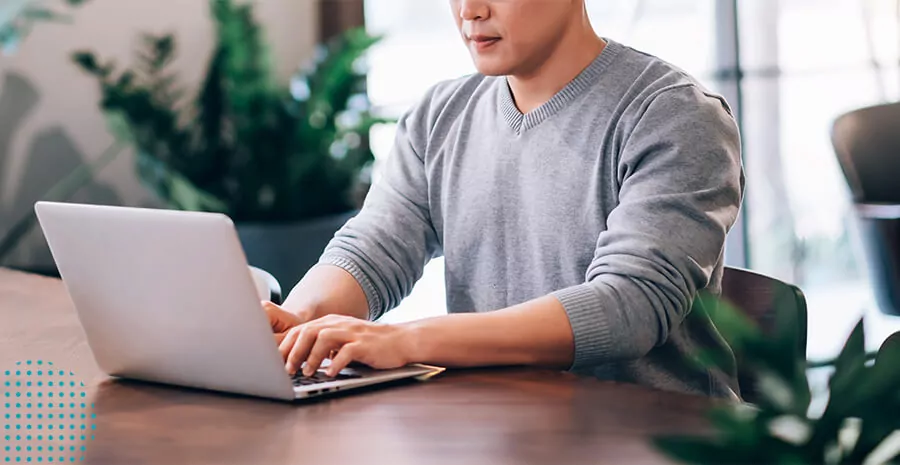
[262,301,308,345]
[264,264,371,348]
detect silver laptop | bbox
[34,201,443,401]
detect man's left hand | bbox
[263,301,308,345]
[277,313,414,377]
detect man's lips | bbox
[468,35,501,51]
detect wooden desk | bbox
[0,268,712,465]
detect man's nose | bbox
[458,0,490,21]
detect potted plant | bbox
[69,0,390,288]
[655,294,900,464]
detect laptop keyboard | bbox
[291,370,361,386]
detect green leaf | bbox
[875,332,900,366]
[135,153,226,213]
[154,34,175,58]
[708,404,761,448]
[0,0,30,25]
[20,7,69,23]
[194,46,227,180]
[827,320,867,412]
[0,24,24,54]
[653,437,738,465]
[168,172,227,212]
[71,51,103,75]
[696,291,763,351]
[810,320,871,454]
[756,370,799,412]
[858,332,900,402]
[768,287,808,382]
[137,33,176,73]
[103,111,134,143]
[862,430,900,465]
[842,333,900,461]
[116,70,135,89]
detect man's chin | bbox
[471,58,514,77]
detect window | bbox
[738,0,900,358]
[364,0,900,359]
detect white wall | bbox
[0,0,318,271]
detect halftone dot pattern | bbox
[1,362,94,463]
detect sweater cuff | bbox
[551,283,615,372]
[317,254,384,321]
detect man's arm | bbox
[402,295,575,369]
[280,264,369,322]
[280,86,444,323]
[279,84,744,377]
[277,295,574,376]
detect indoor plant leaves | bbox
[657,296,900,465]
[70,0,389,224]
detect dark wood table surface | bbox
[0,268,713,465]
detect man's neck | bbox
[507,24,606,115]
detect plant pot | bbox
[236,210,357,294]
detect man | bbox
[265,0,745,398]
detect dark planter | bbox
[236,210,357,294]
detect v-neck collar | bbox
[499,39,622,135]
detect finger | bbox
[274,331,288,346]
[263,301,293,333]
[286,325,321,375]
[327,343,362,377]
[305,329,351,376]
[263,301,281,328]
[279,326,301,360]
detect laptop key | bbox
[291,370,362,386]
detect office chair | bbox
[720,266,808,404]
[250,266,283,305]
[832,102,900,316]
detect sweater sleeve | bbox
[550,84,745,371]
[317,89,442,321]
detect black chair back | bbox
[832,103,900,315]
[720,267,808,403]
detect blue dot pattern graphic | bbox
[1,362,94,462]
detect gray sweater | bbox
[319,39,745,398]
